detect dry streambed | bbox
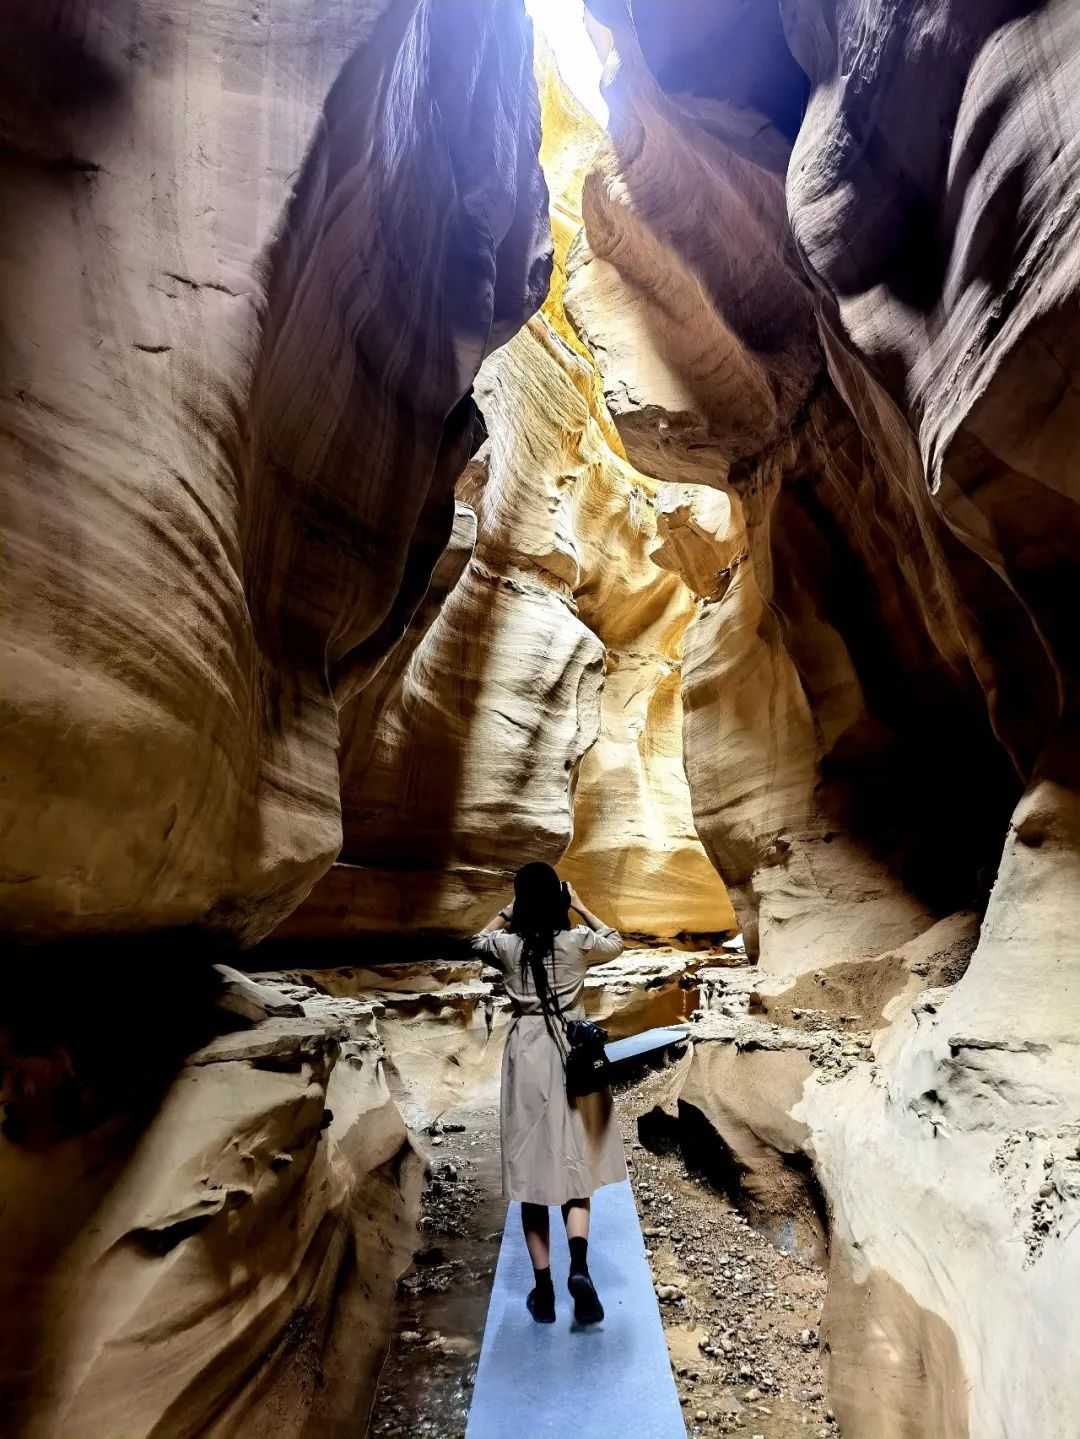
[366,1106,504,1438]
[615,1074,833,1439]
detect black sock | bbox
[533,1265,554,1297]
[568,1237,589,1277]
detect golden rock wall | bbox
[287,60,734,940]
[0,0,551,943]
[574,3,1080,1433]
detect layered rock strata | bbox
[259,943,711,1126]
[287,61,734,940]
[0,0,550,943]
[575,5,1080,1433]
[573,2,1023,975]
[1,969,422,1438]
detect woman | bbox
[472,862,626,1326]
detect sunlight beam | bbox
[525,0,609,127]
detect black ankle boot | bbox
[567,1270,604,1325]
[567,1239,604,1325]
[527,1267,555,1323]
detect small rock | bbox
[400,1330,422,1344]
[695,1411,708,1423]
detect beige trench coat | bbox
[473,924,628,1205]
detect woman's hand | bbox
[566,884,608,933]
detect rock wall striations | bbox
[578,2,1080,1435]
[1,964,423,1439]
[575,0,1026,976]
[3,4,1079,1438]
[0,0,551,944]
[0,5,550,1436]
[284,61,735,942]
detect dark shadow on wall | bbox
[772,453,1023,919]
[0,934,229,1436]
[636,1096,829,1265]
[225,0,550,934]
[267,426,516,954]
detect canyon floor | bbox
[366,1062,831,1439]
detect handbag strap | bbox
[523,936,570,1058]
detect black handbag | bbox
[563,1018,613,1099]
[524,943,613,1100]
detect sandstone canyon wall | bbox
[1,3,550,1434]
[282,60,735,943]
[0,0,550,944]
[576,2,1080,1435]
[573,0,1026,976]
[2,969,422,1439]
[2,3,1079,1438]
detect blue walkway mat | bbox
[465,1179,685,1438]
[605,1025,691,1066]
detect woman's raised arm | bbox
[567,886,624,960]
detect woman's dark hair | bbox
[509,862,571,1020]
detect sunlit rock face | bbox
[0,0,550,944]
[581,2,1080,1434]
[286,61,734,941]
[575,0,1023,976]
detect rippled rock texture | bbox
[285,60,735,941]
[3,3,1080,1437]
[1,4,550,1434]
[1,962,423,1439]
[0,0,550,943]
[577,2,1080,1434]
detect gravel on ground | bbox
[367,1068,833,1439]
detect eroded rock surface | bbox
[0,0,550,943]
[573,4,1024,976]
[258,942,712,1128]
[3,5,1080,1439]
[571,4,1080,1433]
[1,972,422,1438]
[286,61,733,940]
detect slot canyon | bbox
[1,1,1078,1437]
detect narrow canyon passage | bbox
[2,2,1079,1439]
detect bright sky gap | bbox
[525,0,609,126]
